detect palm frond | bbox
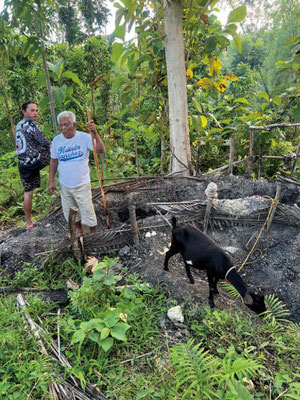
[219,282,242,300]
[264,294,290,323]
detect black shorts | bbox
[18,162,41,192]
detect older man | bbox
[49,111,105,236]
[16,101,50,230]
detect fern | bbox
[170,339,220,399]
[264,294,290,323]
[220,345,264,384]
[219,282,242,300]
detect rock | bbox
[167,305,184,323]
[119,245,130,256]
[223,246,240,254]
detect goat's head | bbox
[243,288,266,315]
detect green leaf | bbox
[93,269,105,281]
[291,108,300,122]
[272,96,282,106]
[192,98,202,114]
[101,327,110,340]
[234,98,249,104]
[205,36,217,52]
[71,329,86,345]
[223,23,237,37]
[112,42,125,62]
[114,25,125,40]
[227,6,247,24]
[123,288,135,299]
[257,92,269,102]
[104,310,120,328]
[284,36,300,46]
[88,332,100,343]
[234,35,242,53]
[103,274,115,286]
[100,337,114,352]
[261,103,268,112]
[62,71,82,87]
[111,322,131,341]
[81,318,105,332]
[227,379,255,400]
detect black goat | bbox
[164,217,266,315]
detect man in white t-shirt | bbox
[49,111,105,236]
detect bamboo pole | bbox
[87,109,110,229]
[246,129,254,177]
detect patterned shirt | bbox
[16,118,50,166]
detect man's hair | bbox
[21,101,37,113]
[57,111,76,124]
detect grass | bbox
[0,257,299,400]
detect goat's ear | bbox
[243,293,253,305]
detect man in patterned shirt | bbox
[16,101,50,230]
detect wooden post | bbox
[203,183,218,234]
[195,141,201,176]
[228,135,234,175]
[246,129,254,177]
[290,140,300,176]
[133,131,141,177]
[267,182,281,231]
[127,194,140,243]
[258,144,262,179]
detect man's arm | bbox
[86,120,105,154]
[49,158,58,193]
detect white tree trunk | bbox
[163,0,191,176]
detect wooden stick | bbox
[290,140,300,176]
[250,123,300,131]
[267,182,281,231]
[246,129,255,177]
[228,135,234,175]
[87,109,110,229]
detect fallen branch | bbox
[16,294,109,400]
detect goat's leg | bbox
[183,261,195,284]
[213,276,219,295]
[207,270,215,308]
[164,246,179,271]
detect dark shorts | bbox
[18,162,41,192]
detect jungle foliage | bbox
[0,2,299,397]
[0,257,299,399]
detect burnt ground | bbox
[0,175,299,322]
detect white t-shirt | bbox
[51,131,94,188]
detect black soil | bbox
[1,175,299,321]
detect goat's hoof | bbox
[189,279,195,284]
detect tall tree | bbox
[163,0,192,175]
[1,0,59,135]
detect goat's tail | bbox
[171,216,177,228]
